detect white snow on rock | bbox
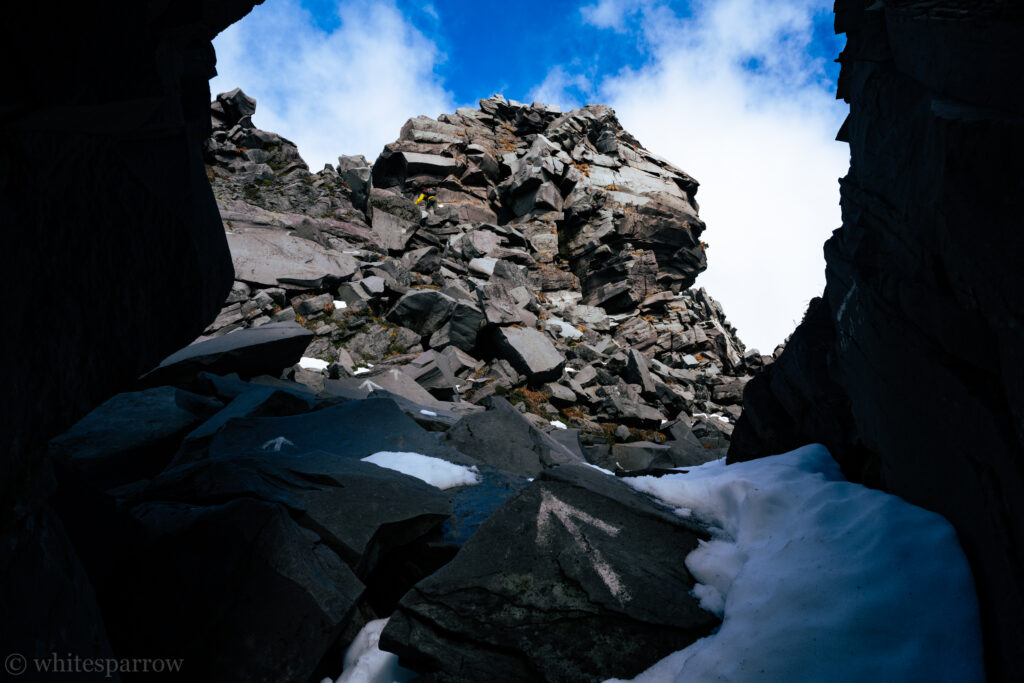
[333,299,348,309]
[362,451,481,490]
[549,420,567,430]
[607,444,983,683]
[323,618,415,683]
[419,409,438,417]
[298,357,329,371]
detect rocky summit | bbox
[5,3,1019,681]
[31,91,771,682]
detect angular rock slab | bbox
[208,397,474,465]
[489,325,565,385]
[110,497,364,683]
[141,322,313,386]
[382,464,718,682]
[443,397,579,477]
[226,228,358,288]
[49,386,222,489]
[138,451,452,579]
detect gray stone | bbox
[443,397,579,477]
[386,289,457,337]
[489,326,566,385]
[112,497,365,683]
[611,441,677,471]
[600,395,666,429]
[544,382,576,407]
[381,464,717,682]
[371,210,419,252]
[226,229,359,289]
[295,293,335,318]
[208,398,473,465]
[625,348,658,396]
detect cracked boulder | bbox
[381,463,718,682]
[485,325,566,386]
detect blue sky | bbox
[211,0,849,352]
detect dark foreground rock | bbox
[141,322,314,387]
[728,2,1024,677]
[382,464,718,682]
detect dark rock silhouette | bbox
[729,2,1024,678]
[1,0,265,671]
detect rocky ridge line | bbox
[202,88,775,464]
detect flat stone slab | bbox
[207,397,475,466]
[226,228,358,288]
[141,322,312,386]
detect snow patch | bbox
[323,618,415,683]
[608,444,983,682]
[362,451,481,490]
[419,409,438,417]
[298,357,329,371]
[333,299,347,309]
[549,420,567,430]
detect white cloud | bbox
[210,0,454,170]
[580,0,637,31]
[572,0,848,351]
[527,66,593,110]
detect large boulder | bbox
[381,464,719,681]
[140,322,313,386]
[487,326,566,386]
[207,398,474,465]
[49,386,222,489]
[443,397,579,477]
[226,228,359,288]
[107,497,365,683]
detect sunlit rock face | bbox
[1,0,263,664]
[729,1,1024,677]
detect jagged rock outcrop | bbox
[202,93,763,471]
[728,2,1024,678]
[1,0,263,669]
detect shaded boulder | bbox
[140,322,313,387]
[49,386,222,489]
[137,451,453,582]
[381,464,718,682]
[207,398,473,465]
[610,442,676,472]
[107,497,365,683]
[387,290,458,338]
[443,397,579,477]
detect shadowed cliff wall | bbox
[730,2,1024,678]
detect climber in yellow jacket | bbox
[414,187,437,207]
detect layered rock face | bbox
[203,91,762,457]
[729,2,1024,677]
[1,0,262,668]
